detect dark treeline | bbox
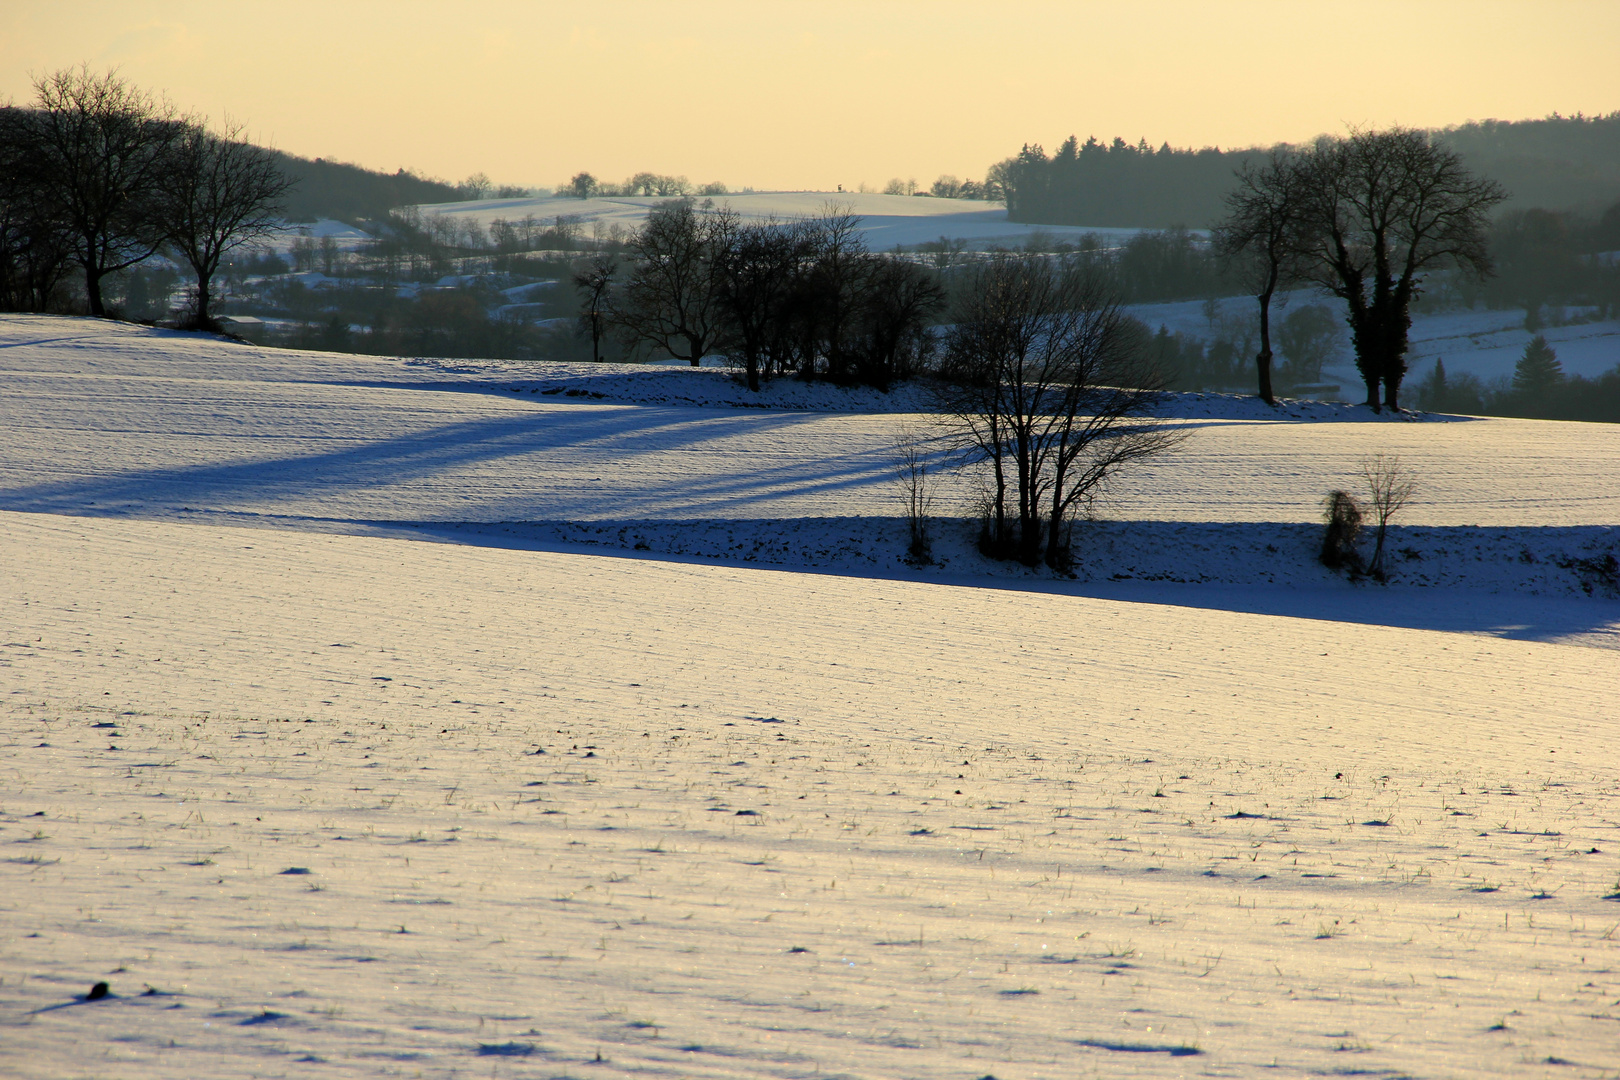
[1000,113,1620,229]
[609,203,943,391]
[1415,335,1620,423]
[1031,226,1232,302]
[1,67,292,326]
[1481,203,1620,319]
[1001,137,1254,228]
[270,153,462,224]
[1442,113,1620,215]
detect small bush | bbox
[1320,490,1365,573]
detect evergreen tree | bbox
[1512,335,1564,399]
[1416,358,1449,410]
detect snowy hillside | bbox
[2,316,1616,602]
[2,314,1618,1079]
[416,191,1142,252]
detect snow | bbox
[418,191,1147,252]
[2,314,1619,1078]
[2,316,1615,600]
[249,218,376,256]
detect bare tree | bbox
[24,67,185,316]
[892,423,937,564]
[708,208,943,391]
[712,219,813,390]
[797,206,868,383]
[1360,453,1415,580]
[572,254,617,363]
[0,107,75,311]
[1212,149,1304,405]
[161,119,293,329]
[1291,129,1504,411]
[938,255,1183,569]
[615,200,735,366]
[843,256,944,390]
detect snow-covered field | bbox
[3,315,1618,1079]
[3,317,1616,602]
[417,191,1141,253]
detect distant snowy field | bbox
[417,191,1143,253]
[415,189,1620,389]
[1138,294,1620,389]
[2,315,1618,1079]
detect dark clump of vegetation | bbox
[270,153,463,224]
[1320,491,1365,574]
[1414,336,1620,423]
[995,112,1620,231]
[610,202,944,391]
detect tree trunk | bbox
[195,275,213,329]
[85,265,106,317]
[1045,483,1070,571]
[1255,291,1275,405]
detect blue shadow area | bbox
[385,517,1620,646]
[0,404,891,520]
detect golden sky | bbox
[5,1,1617,192]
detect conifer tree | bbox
[1417,357,1449,410]
[1512,335,1564,399]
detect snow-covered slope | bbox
[2,316,1616,604]
[1,314,1617,1077]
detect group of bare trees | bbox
[1215,128,1505,411]
[588,201,944,391]
[935,256,1181,569]
[0,67,291,326]
[564,171,728,200]
[587,203,1179,569]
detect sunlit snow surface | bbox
[2,315,1619,1079]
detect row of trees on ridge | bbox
[0,67,291,326]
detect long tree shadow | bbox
[390,517,1620,645]
[0,404,893,520]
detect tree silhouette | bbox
[1512,334,1564,399]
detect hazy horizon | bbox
[5,1,1619,191]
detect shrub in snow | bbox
[1320,490,1365,574]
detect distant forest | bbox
[1000,113,1620,228]
[268,152,466,223]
